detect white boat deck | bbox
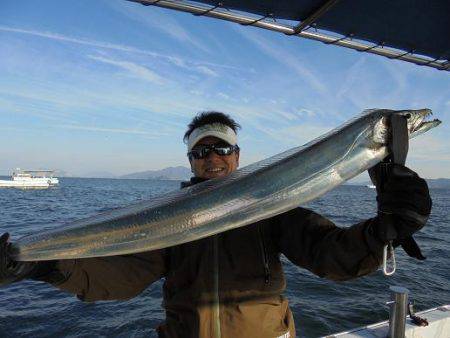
[0,169,59,189]
[327,305,450,338]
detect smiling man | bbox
[184,113,240,181]
[0,111,432,338]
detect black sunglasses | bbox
[188,144,239,160]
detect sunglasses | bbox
[188,144,239,160]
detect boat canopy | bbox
[128,0,450,72]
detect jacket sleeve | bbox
[46,249,167,302]
[273,208,384,281]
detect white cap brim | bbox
[187,123,237,151]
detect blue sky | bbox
[1,0,449,179]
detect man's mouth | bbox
[206,167,225,173]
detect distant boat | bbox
[366,184,376,189]
[0,169,59,189]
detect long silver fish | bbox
[12,109,441,261]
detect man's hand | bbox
[0,233,37,286]
[369,164,432,259]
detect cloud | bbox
[297,108,317,118]
[337,56,408,108]
[168,56,187,68]
[217,92,230,100]
[0,89,82,124]
[111,1,212,54]
[409,134,450,162]
[336,57,367,101]
[0,25,233,77]
[203,98,330,146]
[196,66,218,77]
[87,55,164,84]
[190,89,203,96]
[0,25,159,57]
[269,109,298,121]
[260,123,332,146]
[0,126,30,133]
[233,27,328,94]
[57,124,168,138]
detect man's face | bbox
[189,136,240,179]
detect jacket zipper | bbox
[212,235,221,338]
[258,225,271,284]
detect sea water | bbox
[0,178,448,337]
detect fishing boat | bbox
[125,1,449,337]
[0,169,59,189]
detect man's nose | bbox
[205,149,220,160]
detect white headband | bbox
[187,123,238,151]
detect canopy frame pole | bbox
[192,2,222,16]
[358,42,384,53]
[290,0,341,35]
[128,0,449,72]
[240,13,273,26]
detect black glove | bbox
[0,233,37,286]
[369,164,432,259]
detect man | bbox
[0,111,432,338]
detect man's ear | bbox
[235,150,240,168]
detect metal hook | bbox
[383,241,396,276]
[324,33,353,45]
[441,60,450,70]
[240,13,272,26]
[421,56,441,66]
[193,3,223,16]
[138,0,162,6]
[390,50,414,60]
[357,42,383,52]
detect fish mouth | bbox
[401,109,442,138]
[372,108,441,144]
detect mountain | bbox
[80,171,117,179]
[120,166,191,180]
[54,169,75,177]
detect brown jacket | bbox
[47,206,384,338]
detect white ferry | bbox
[0,169,59,189]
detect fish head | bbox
[371,108,441,144]
[394,109,441,137]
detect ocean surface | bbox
[0,178,448,337]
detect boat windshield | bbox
[13,170,55,178]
